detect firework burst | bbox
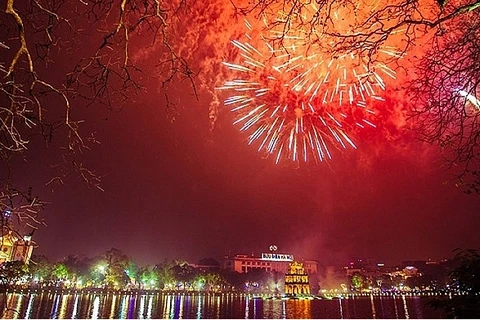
[218,0,401,164]
[456,89,480,114]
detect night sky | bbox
[10,0,480,267]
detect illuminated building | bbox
[223,249,318,274]
[0,232,34,264]
[284,261,311,295]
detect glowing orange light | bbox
[218,0,400,164]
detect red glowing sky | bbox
[10,0,480,266]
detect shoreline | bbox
[3,287,466,299]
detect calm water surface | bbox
[1,292,447,319]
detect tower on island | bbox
[284,261,311,296]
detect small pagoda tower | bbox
[284,261,311,296]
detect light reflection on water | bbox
[24,294,35,319]
[370,294,376,319]
[72,295,79,319]
[1,292,446,319]
[402,294,409,319]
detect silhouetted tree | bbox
[410,4,480,193]
[171,262,196,290]
[155,259,176,290]
[29,255,53,284]
[1,0,196,241]
[233,0,480,190]
[103,248,131,289]
[0,260,27,288]
[197,257,221,269]
[429,249,480,318]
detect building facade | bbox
[0,232,34,264]
[223,251,318,274]
[284,261,311,295]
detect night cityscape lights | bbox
[1,0,479,317]
[0,243,475,299]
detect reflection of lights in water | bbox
[338,298,343,319]
[216,295,221,319]
[71,295,79,319]
[253,298,265,319]
[379,295,386,317]
[370,294,377,319]
[91,296,100,319]
[181,295,186,318]
[0,293,444,318]
[263,299,284,319]
[50,294,60,318]
[119,295,128,319]
[24,294,35,319]
[163,294,173,319]
[393,295,399,318]
[209,293,216,315]
[196,294,203,319]
[128,296,136,319]
[292,300,312,319]
[402,295,410,319]
[147,296,153,319]
[138,296,145,319]
[410,296,423,318]
[173,295,183,318]
[10,294,24,319]
[109,294,118,319]
[58,295,69,319]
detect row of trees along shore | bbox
[0,248,289,293]
[0,248,479,316]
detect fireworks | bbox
[457,89,480,113]
[218,0,400,164]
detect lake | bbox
[1,291,447,319]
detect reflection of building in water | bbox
[223,252,317,274]
[0,231,34,264]
[286,299,312,318]
[284,261,311,295]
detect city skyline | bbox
[22,87,480,266]
[2,0,480,269]
[17,88,480,267]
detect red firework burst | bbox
[218,1,400,164]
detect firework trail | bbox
[457,89,480,113]
[218,0,401,164]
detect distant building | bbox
[223,250,317,274]
[0,232,34,264]
[401,260,439,269]
[284,261,311,295]
[224,253,292,273]
[345,267,363,276]
[191,258,221,272]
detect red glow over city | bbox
[218,0,405,164]
[2,0,479,275]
